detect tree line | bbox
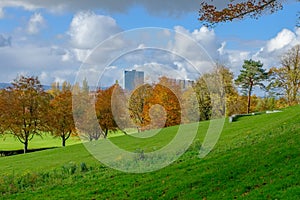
[0,45,299,153]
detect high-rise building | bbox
[124,70,144,91]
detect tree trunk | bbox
[247,85,252,114]
[24,140,28,154]
[104,128,108,139]
[62,136,66,147]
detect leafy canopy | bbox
[199,0,288,27]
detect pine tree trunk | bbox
[247,85,252,114]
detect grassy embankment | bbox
[0,106,299,199]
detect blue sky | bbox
[0,0,299,87]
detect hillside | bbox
[0,106,299,199]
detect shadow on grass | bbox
[0,147,57,157]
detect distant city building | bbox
[177,79,195,90]
[124,70,144,90]
[168,78,195,90]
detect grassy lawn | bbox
[0,128,137,151]
[0,106,299,199]
[0,134,82,151]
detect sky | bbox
[0,0,299,88]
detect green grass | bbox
[0,134,82,151]
[0,106,299,199]
[0,128,136,151]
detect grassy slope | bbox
[0,106,300,199]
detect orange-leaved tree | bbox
[199,0,284,27]
[95,83,128,138]
[5,76,50,153]
[0,89,8,134]
[143,77,182,130]
[47,82,76,147]
[128,84,153,131]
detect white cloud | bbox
[68,11,121,49]
[0,6,299,89]
[171,26,220,74]
[266,29,296,52]
[173,25,219,55]
[27,13,45,34]
[78,26,222,87]
[215,28,300,76]
[0,44,78,84]
[251,28,300,69]
[132,62,189,83]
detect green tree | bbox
[5,76,50,153]
[235,59,268,114]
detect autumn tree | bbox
[48,82,60,97]
[0,89,8,134]
[95,83,127,138]
[255,96,276,111]
[193,65,237,120]
[269,45,300,105]
[145,77,182,129]
[235,59,268,114]
[193,74,212,120]
[72,80,103,141]
[72,86,96,141]
[182,87,200,123]
[47,82,76,147]
[82,77,90,94]
[5,76,50,153]
[199,0,284,27]
[78,102,103,141]
[210,65,242,116]
[128,84,153,132]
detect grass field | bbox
[0,128,138,151]
[0,106,299,199]
[0,134,82,151]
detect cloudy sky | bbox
[0,0,299,87]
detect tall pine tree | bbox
[235,60,268,114]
